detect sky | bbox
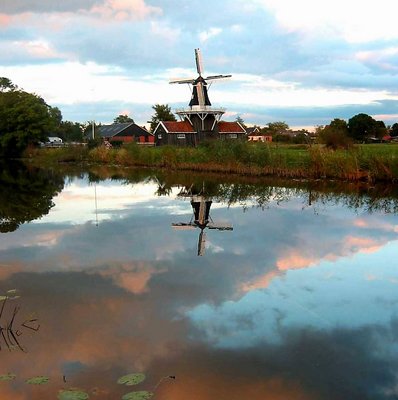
[1,0,398,129]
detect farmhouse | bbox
[99,122,154,144]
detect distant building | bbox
[99,123,154,144]
[246,127,272,143]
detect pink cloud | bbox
[343,236,382,254]
[241,270,280,292]
[0,13,11,26]
[276,252,317,271]
[95,261,166,294]
[89,0,162,21]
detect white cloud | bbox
[150,21,180,42]
[199,27,222,43]
[253,0,398,43]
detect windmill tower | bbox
[170,49,231,140]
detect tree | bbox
[148,104,176,132]
[266,121,289,135]
[57,121,84,142]
[0,78,61,157]
[0,77,17,92]
[348,113,379,141]
[391,123,398,137]
[318,118,352,149]
[114,114,134,124]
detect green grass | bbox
[23,142,398,183]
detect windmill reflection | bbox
[172,184,233,256]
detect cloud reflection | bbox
[1,175,398,399]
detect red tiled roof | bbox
[162,121,194,133]
[218,121,246,134]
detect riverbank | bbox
[24,141,398,183]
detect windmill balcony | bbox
[175,106,226,114]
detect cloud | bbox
[199,27,222,43]
[0,0,97,14]
[88,0,162,21]
[253,0,398,43]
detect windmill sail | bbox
[169,48,231,110]
[195,48,204,75]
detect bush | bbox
[319,127,353,150]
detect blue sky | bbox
[1,0,398,129]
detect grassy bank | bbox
[24,141,398,183]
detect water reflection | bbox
[172,183,233,256]
[0,290,39,352]
[0,162,64,233]
[0,167,398,399]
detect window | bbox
[158,134,162,139]
[177,134,186,139]
[229,134,238,139]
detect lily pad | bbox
[122,391,153,400]
[57,389,89,400]
[117,373,146,386]
[26,376,50,385]
[0,296,7,301]
[0,373,16,381]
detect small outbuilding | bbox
[154,121,196,146]
[217,121,246,140]
[99,123,154,144]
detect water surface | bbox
[1,165,398,399]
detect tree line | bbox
[0,77,176,157]
[1,76,398,158]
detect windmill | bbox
[170,49,231,133]
[172,184,233,256]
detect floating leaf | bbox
[122,391,153,400]
[0,296,7,301]
[117,373,145,386]
[26,376,49,385]
[5,289,20,300]
[0,373,16,381]
[57,389,89,400]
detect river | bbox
[1,163,398,399]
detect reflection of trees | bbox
[37,164,398,216]
[0,162,64,233]
[146,172,398,214]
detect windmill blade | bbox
[169,78,196,84]
[205,74,232,81]
[198,230,206,256]
[208,223,233,231]
[172,223,196,230]
[195,48,204,76]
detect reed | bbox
[23,142,398,182]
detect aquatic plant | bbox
[122,391,153,400]
[0,373,16,381]
[117,373,146,386]
[57,388,90,400]
[25,376,50,385]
